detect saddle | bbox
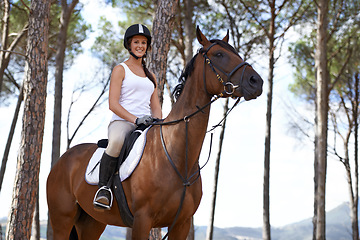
[86,124,150,184]
[85,124,151,227]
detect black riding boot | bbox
[93,152,118,211]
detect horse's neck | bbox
[163,73,211,172]
[167,70,211,129]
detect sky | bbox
[0,0,351,231]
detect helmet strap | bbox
[130,51,142,60]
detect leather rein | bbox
[152,42,250,239]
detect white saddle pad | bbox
[85,127,150,185]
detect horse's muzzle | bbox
[241,71,263,100]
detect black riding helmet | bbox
[123,24,152,50]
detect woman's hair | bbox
[142,57,156,87]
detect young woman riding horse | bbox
[93,24,162,211]
[46,26,263,240]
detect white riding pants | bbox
[105,120,136,157]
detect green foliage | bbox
[0,0,91,103]
[288,0,360,105]
[91,17,128,67]
[113,0,155,25]
[47,3,91,67]
[63,8,91,67]
[288,37,316,102]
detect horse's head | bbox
[196,27,263,100]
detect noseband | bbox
[202,42,250,98]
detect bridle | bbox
[156,41,249,239]
[202,42,251,98]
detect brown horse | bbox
[46,27,263,240]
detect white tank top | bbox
[111,62,155,122]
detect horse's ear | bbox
[222,29,229,43]
[196,26,209,46]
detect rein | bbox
[153,42,248,239]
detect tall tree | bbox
[314,1,328,238]
[5,0,51,239]
[287,0,360,238]
[331,73,360,240]
[47,1,79,239]
[0,0,89,194]
[237,1,309,239]
[147,0,178,237]
[0,0,88,102]
[148,0,178,106]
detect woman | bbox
[93,24,162,210]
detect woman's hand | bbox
[135,115,154,126]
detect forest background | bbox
[0,0,359,239]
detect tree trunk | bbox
[126,227,132,240]
[48,1,78,238]
[51,0,79,168]
[0,84,23,192]
[263,2,275,239]
[183,0,194,63]
[148,0,178,106]
[206,98,229,240]
[5,0,51,239]
[147,0,178,237]
[0,0,10,94]
[186,217,194,240]
[314,0,329,239]
[313,112,318,240]
[31,188,40,240]
[350,72,359,240]
[353,73,359,240]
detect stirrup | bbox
[93,186,113,210]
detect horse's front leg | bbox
[168,217,191,240]
[131,211,153,240]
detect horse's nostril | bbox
[250,76,257,85]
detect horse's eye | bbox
[214,52,223,58]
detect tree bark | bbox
[146,0,178,237]
[314,0,329,239]
[148,0,178,106]
[5,0,51,239]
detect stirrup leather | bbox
[93,186,113,210]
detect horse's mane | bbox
[172,39,239,100]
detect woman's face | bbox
[130,35,148,58]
